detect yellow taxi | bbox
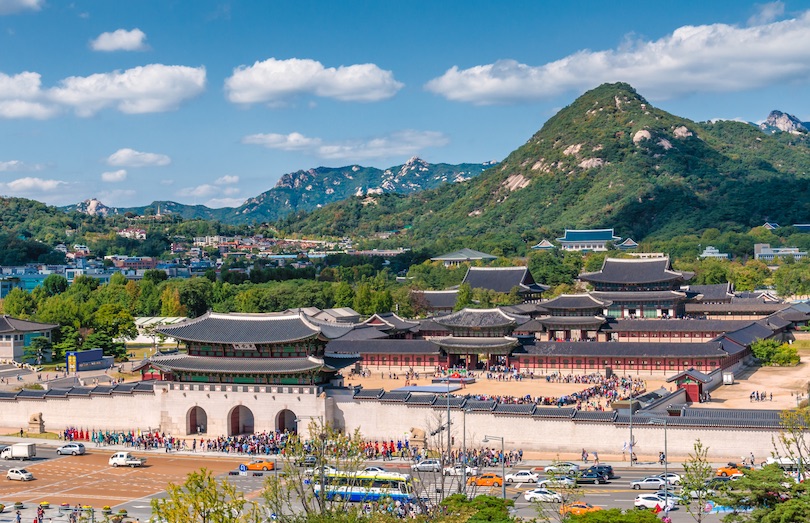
[716,463,749,477]
[243,459,275,471]
[560,502,603,516]
[466,473,503,487]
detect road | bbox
[0,443,733,522]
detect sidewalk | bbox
[0,431,737,472]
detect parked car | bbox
[538,476,576,488]
[411,459,442,473]
[586,465,616,479]
[243,459,274,471]
[467,473,503,487]
[443,464,479,476]
[560,502,602,516]
[524,487,563,503]
[57,442,86,456]
[544,462,580,475]
[657,472,681,485]
[505,470,539,483]
[577,470,609,484]
[631,477,667,490]
[6,468,34,481]
[635,494,675,510]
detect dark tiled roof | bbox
[662,417,783,429]
[404,394,436,405]
[536,316,606,328]
[0,390,19,399]
[364,313,420,331]
[500,303,545,316]
[431,248,496,261]
[0,315,58,333]
[666,368,712,383]
[759,316,792,330]
[590,290,688,302]
[602,319,753,333]
[722,322,776,346]
[326,339,441,355]
[681,408,782,420]
[462,266,549,294]
[354,388,384,399]
[44,389,68,397]
[434,308,526,328]
[91,385,114,394]
[523,341,728,358]
[416,319,448,333]
[541,294,611,310]
[533,407,576,418]
[154,312,321,344]
[492,403,535,415]
[687,283,734,302]
[145,354,326,374]
[580,258,690,285]
[379,391,410,402]
[303,317,356,339]
[333,326,390,341]
[773,307,810,322]
[573,411,617,422]
[432,395,466,408]
[464,400,496,411]
[67,388,92,396]
[415,290,458,309]
[685,302,788,313]
[17,389,46,398]
[433,337,519,350]
[514,319,546,332]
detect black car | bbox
[586,465,616,479]
[577,470,609,484]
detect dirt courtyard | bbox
[346,357,810,412]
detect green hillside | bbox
[280,83,810,249]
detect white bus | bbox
[314,471,416,503]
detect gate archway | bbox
[186,406,208,435]
[227,405,254,436]
[276,409,297,433]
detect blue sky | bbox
[1,0,810,208]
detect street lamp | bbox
[462,408,472,494]
[628,390,637,466]
[483,435,506,500]
[296,415,326,514]
[649,418,669,507]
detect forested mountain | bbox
[62,158,494,224]
[279,83,810,247]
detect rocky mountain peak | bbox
[759,110,808,134]
[76,198,112,217]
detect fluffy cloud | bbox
[749,2,785,25]
[0,177,67,194]
[90,28,148,52]
[0,100,57,119]
[425,10,810,104]
[0,0,43,15]
[101,169,127,182]
[0,160,43,171]
[225,58,403,104]
[177,184,240,199]
[205,197,245,208]
[107,148,171,167]
[0,72,59,118]
[49,64,206,115]
[243,130,448,160]
[215,175,239,184]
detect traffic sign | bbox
[239,464,247,472]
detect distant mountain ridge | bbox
[281,83,810,244]
[62,157,494,223]
[758,110,809,134]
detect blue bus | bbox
[314,471,416,502]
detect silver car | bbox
[411,459,442,472]
[7,468,34,481]
[57,442,86,456]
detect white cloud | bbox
[243,130,448,160]
[215,175,239,185]
[749,2,785,25]
[48,64,206,116]
[0,72,59,118]
[0,0,43,15]
[107,148,171,167]
[91,28,148,52]
[0,100,57,119]
[205,197,245,208]
[225,57,403,104]
[101,169,127,182]
[425,10,810,104]
[242,132,322,151]
[96,189,137,205]
[177,184,240,199]
[0,177,67,194]
[0,159,43,171]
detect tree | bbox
[24,336,53,365]
[352,283,374,315]
[83,331,126,359]
[161,287,187,317]
[92,303,137,340]
[1,287,37,318]
[680,439,714,523]
[151,468,264,523]
[454,283,474,311]
[568,508,661,522]
[42,274,69,296]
